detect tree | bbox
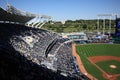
[83,24,87,30]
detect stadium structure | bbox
[61,32,88,41]
[0,4,89,80]
[1,3,120,80]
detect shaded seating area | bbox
[0,23,86,80]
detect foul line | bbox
[72,43,97,80]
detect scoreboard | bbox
[115,18,120,36]
[117,21,120,28]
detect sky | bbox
[0,0,120,21]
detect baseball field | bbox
[76,44,120,80]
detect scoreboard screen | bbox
[117,21,120,28]
[115,18,120,36]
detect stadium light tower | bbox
[97,17,99,33]
[97,14,113,36]
[109,16,111,36]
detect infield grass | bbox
[116,76,120,80]
[96,60,120,74]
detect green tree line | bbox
[43,19,116,33]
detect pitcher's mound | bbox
[109,65,117,69]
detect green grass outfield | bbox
[76,44,120,80]
[76,44,120,57]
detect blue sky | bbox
[0,0,120,21]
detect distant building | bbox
[61,32,88,40]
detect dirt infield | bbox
[72,44,97,80]
[88,56,120,80]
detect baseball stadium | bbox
[0,1,120,80]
